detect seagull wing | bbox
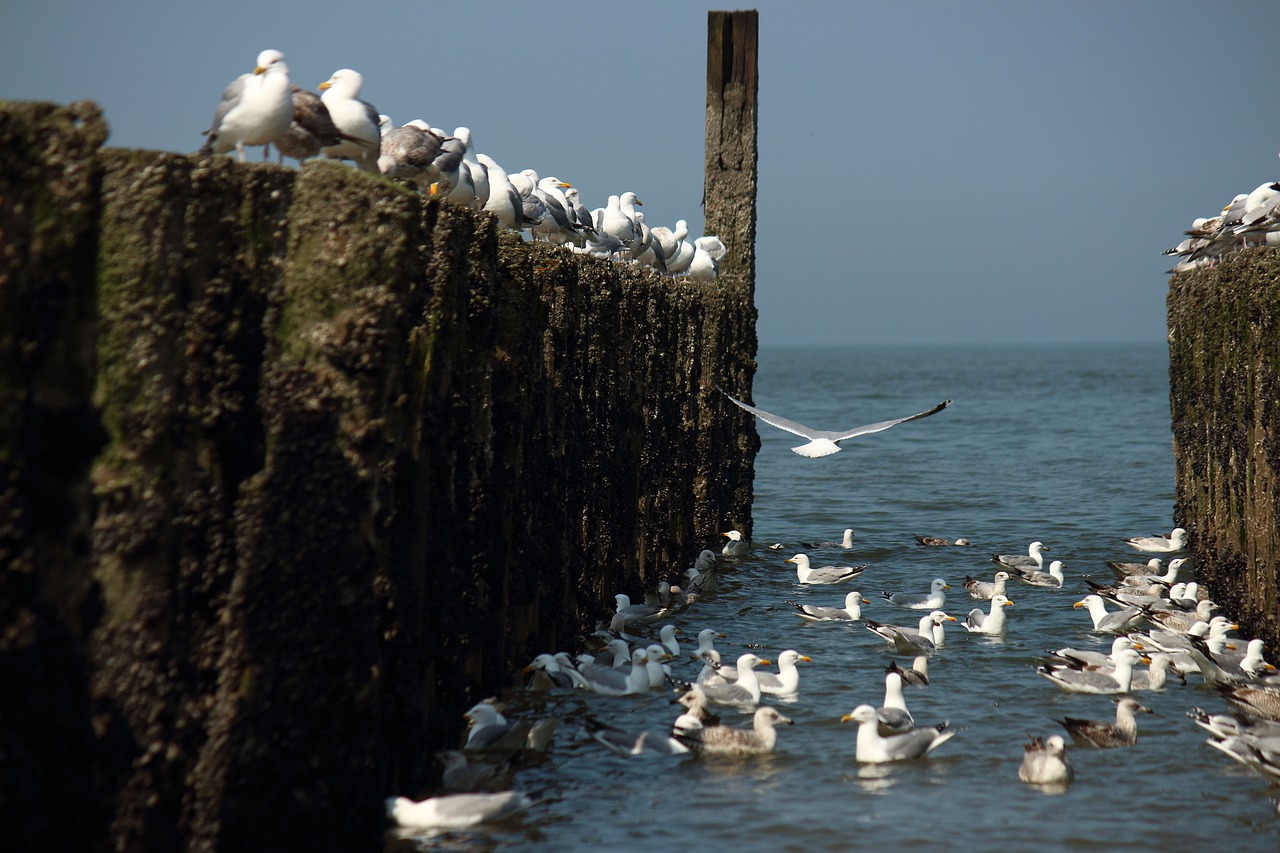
[831,400,952,442]
[717,386,821,440]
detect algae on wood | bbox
[1168,248,1280,649]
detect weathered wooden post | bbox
[704,9,759,296]
[696,10,760,541]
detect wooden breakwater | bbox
[0,13,760,849]
[1168,248,1280,650]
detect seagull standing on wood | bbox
[199,49,293,161]
[717,387,951,458]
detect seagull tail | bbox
[791,440,842,458]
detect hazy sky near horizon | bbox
[5,2,1279,346]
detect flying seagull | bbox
[716,387,951,458]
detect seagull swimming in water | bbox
[716,387,951,458]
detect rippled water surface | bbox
[400,343,1280,852]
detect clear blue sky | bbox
[5,1,1278,345]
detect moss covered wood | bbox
[1168,247,1280,650]
[0,96,757,851]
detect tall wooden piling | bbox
[698,10,760,540]
[704,10,759,296]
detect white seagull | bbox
[787,553,866,585]
[841,704,955,763]
[963,594,1013,635]
[317,68,381,173]
[717,387,951,458]
[788,591,866,622]
[721,529,750,556]
[881,577,949,609]
[386,791,533,830]
[1123,527,1188,553]
[199,49,293,161]
[1018,736,1074,785]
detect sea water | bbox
[396,343,1280,852]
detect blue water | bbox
[394,344,1280,851]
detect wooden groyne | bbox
[0,12,759,849]
[1168,248,1280,649]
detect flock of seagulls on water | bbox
[1164,179,1280,273]
[382,511,1280,836]
[197,49,727,277]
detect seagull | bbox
[962,594,1013,635]
[799,529,855,549]
[787,553,866,584]
[317,68,381,173]
[581,716,689,757]
[377,121,446,181]
[698,653,770,708]
[1045,636,1141,669]
[1106,557,1164,579]
[1036,648,1148,694]
[757,649,811,697]
[613,593,660,625]
[721,529,750,556]
[864,610,955,655]
[198,49,293,162]
[477,154,525,230]
[1009,559,1065,588]
[274,85,360,164]
[915,534,970,547]
[788,591,866,622]
[1018,736,1074,785]
[881,577,949,609]
[1123,527,1188,553]
[886,657,930,686]
[716,387,951,458]
[564,648,650,696]
[386,791,533,830]
[1118,557,1187,587]
[841,704,955,763]
[1056,698,1153,747]
[687,235,727,281]
[1074,594,1147,634]
[993,541,1048,570]
[691,627,726,662]
[1218,684,1280,722]
[522,653,575,690]
[436,750,519,792]
[876,670,914,735]
[675,706,793,756]
[964,570,1010,600]
[462,702,557,752]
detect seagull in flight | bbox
[717,387,952,458]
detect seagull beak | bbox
[799,655,813,662]
[943,616,957,622]
[757,659,772,667]
[1002,599,1014,607]
[318,80,333,90]
[1073,600,1086,608]
[784,558,795,564]
[840,712,856,723]
[558,181,571,188]
[254,65,268,75]
[1131,641,1144,649]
